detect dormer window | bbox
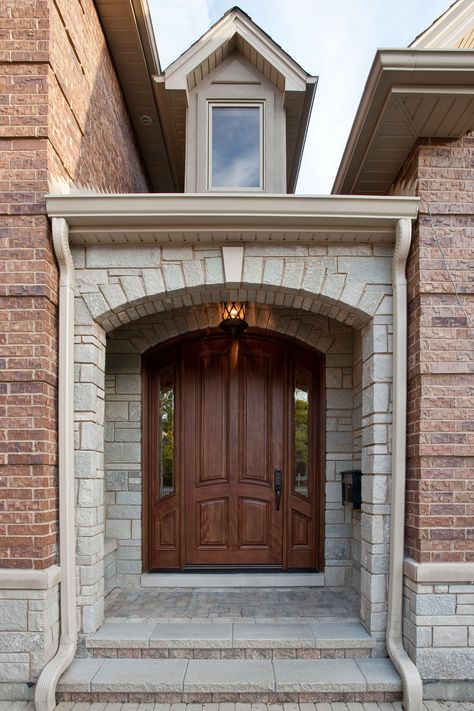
[209,103,263,190]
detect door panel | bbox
[145,332,324,571]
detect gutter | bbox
[35,218,77,711]
[387,217,423,711]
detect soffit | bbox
[333,50,474,195]
[46,193,418,244]
[94,0,177,191]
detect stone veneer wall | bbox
[0,0,148,698]
[103,304,355,588]
[0,581,59,701]
[402,573,474,700]
[71,239,395,649]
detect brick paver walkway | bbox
[105,587,360,622]
[1,702,472,711]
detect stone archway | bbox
[72,258,393,656]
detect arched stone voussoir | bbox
[85,280,374,332]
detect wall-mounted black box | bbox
[341,470,362,509]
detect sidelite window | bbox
[158,369,174,499]
[209,103,263,189]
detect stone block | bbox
[87,246,160,268]
[282,262,304,289]
[302,265,324,294]
[262,259,283,286]
[417,648,474,680]
[183,261,204,287]
[91,658,187,691]
[80,423,103,455]
[75,383,99,411]
[115,374,141,394]
[106,519,132,540]
[0,601,27,631]
[184,659,274,692]
[78,479,103,508]
[162,264,185,291]
[205,257,224,285]
[106,443,140,464]
[120,276,146,303]
[433,626,468,647]
[143,269,165,297]
[414,595,456,616]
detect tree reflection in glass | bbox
[159,382,174,498]
[294,383,309,498]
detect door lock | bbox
[274,469,282,511]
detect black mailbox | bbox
[341,470,362,509]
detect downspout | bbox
[35,217,77,711]
[386,217,423,711]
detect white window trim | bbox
[207,101,265,192]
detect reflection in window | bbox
[294,378,309,498]
[159,373,174,499]
[210,105,262,189]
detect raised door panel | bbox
[238,497,271,549]
[196,351,229,485]
[237,350,271,485]
[196,498,230,548]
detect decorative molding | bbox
[52,217,75,288]
[404,558,474,584]
[46,193,419,232]
[0,565,61,590]
[221,246,244,284]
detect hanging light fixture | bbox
[219,301,248,338]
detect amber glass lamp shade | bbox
[219,301,248,338]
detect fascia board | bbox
[164,10,309,92]
[46,193,418,231]
[333,49,474,194]
[410,0,474,49]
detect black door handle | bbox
[274,469,282,511]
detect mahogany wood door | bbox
[183,336,284,566]
[144,332,324,571]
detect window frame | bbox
[207,101,265,191]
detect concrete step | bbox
[58,657,401,703]
[85,621,376,659]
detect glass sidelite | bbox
[294,374,310,498]
[158,371,174,499]
[211,105,262,188]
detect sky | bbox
[149,0,455,194]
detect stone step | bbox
[85,621,376,659]
[58,657,401,703]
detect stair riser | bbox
[57,691,402,703]
[90,647,373,659]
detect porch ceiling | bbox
[46,193,418,245]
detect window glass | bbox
[294,373,309,499]
[158,371,174,499]
[210,105,262,188]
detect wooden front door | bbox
[144,332,324,571]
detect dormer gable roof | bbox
[163,7,312,93]
[153,7,317,193]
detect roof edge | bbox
[410,0,473,49]
[333,48,474,195]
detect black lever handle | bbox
[274,469,282,511]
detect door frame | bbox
[142,328,326,572]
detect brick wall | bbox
[0,0,149,569]
[398,134,474,564]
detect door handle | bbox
[274,469,282,511]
